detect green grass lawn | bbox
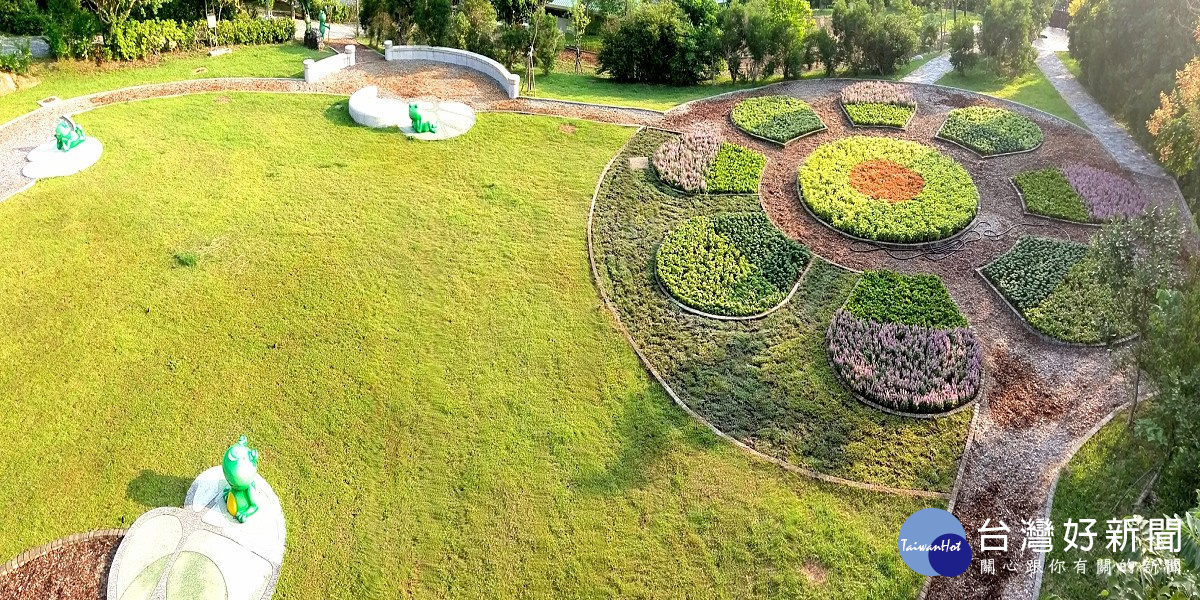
[1056,51,1083,79]
[1038,413,1164,600]
[0,43,329,125]
[0,92,936,599]
[936,66,1085,127]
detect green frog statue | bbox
[409,102,438,134]
[54,116,86,152]
[222,436,261,523]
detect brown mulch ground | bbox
[849,159,925,202]
[987,345,1071,428]
[0,536,120,600]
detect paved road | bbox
[901,52,953,84]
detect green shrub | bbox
[948,18,977,75]
[597,1,720,85]
[310,1,351,23]
[845,270,967,328]
[108,19,207,61]
[939,106,1044,156]
[0,41,31,74]
[43,5,100,60]
[1014,168,1091,223]
[981,236,1086,311]
[705,143,765,194]
[731,96,824,143]
[656,212,808,316]
[797,136,979,243]
[1024,254,1131,344]
[214,16,295,47]
[0,0,44,35]
[843,103,914,128]
[172,251,198,267]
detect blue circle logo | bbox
[897,508,972,577]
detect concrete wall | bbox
[303,45,355,84]
[382,43,520,99]
[0,36,50,58]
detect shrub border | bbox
[1010,177,1103,229]
[837,100,917,131]
[0,528,127,579]
[653,243,813,321]
[973,261,1137,349]
[793,171,982,250]
[727,109,828,148]
[587,128,949,500]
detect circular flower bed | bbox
[826,271,981,414]
[730,96,825,144]
[798,136,979,243]
[656,212,809,317]
[938,106,1044,156]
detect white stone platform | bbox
[347,86,476,140]
[22,137,103,179]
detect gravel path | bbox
[902,52,954,84]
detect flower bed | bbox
[827,271,981,414]
[798,136,979,243]
[981,237,1132,344]
[1015,166,1149,223]
[730,96,825,143]
[656,212,809,316]
[652,132,765,194]
[840,81,916,128]
[938,106,1044,156]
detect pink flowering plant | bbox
[652,133,764,194]
[840,82,917,128]
[1062,164,1149,221]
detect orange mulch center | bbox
[848,159,925,203]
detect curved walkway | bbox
[901,51,953,84]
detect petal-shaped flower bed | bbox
[826,271,981,415]
[840,81,917,128]
[652,132,765,194]
[655,211,809,317]
[798,136,979,244]
[730,96,825,144]
[1014,166,1149,223]
[980,237,1134,344]
[937,106,1044,157]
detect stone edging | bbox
[837,100,917,131]
[792,172,982,251]
[0,528,128,579]
[653,252,813,322]
[587,128,949,500]
[1009,177,1103,229]
[973,263,1137,349]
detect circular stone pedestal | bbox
[401,100,475,141]
[106,468,285,600]
[22,137,103,179]
[347,86,475,140]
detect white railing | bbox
[304,45,355,84]
[382,42,520,99]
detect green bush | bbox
[731,95,824,143]
[656,212,808,316]
[597,0,720,85]
[1014,168,1090,223]
[948,17,977,75]
[981,236,1086,311]
[310,1,351,23]
[845,270,967,328]
[843,103,914,128]
[831,0,920,76]
[0,0,44,35]
[0,41,31,74]
[214,16,295,47]
[797,136,979,243]
[939,106,1044,156]
[43,4,100,59]
[705,143,765,194]
[1024,254,1132,344]
[108,19,207,61]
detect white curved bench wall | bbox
[383,44,520,99]
[304,45,355,84]
[348,86,410,129]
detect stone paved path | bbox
[901,52,953,84]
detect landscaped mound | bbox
[938,106,1044,156]
[651,132,765,194]
[827,271,981,414]
[656,212,809,316]
[730,96,825,144]
[840,81,917,128]
[1015,166,1149,223]
[798,136,979,243]
[982,237,1133,343]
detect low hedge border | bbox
[792,176,982,251]
[0,529,128,579]
[973,263,1137,349]
[838,101,917,131]
[1010,178,1102,229]
[654,251,813,321]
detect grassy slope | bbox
[1056,51,1083,79]
[936,67,1085,127]
[1038,414,1163,600]
[0,93,934,599]
[0,43,329,125]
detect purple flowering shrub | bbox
[1062,164,1149,221]
[840,81,916,106]
[826,309,982,413]
[652,132,721,193]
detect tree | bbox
[86,0,163,29]
[831,0,918,75]
[451,0,497,57]
[491,0,539,24]
[413,0,451,45]
[1148,21,1200,178]
[947,16,976,74]
[568,0,590,72]
[596,0,718,85]
[1099,507,1200,599]
[717,1,746,81]
[978,0,1035,75]
[811,26,837,76]
[1090,206,1185,428]
[766,0,814,78]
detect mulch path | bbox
[0,536,120,600]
